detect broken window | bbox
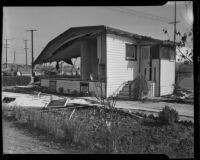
[126,44,137,61]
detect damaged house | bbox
[33,25,176,99]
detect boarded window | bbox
[141,47,149,59]
[126,44,137,61]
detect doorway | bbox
[140,46,151,80]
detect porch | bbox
[40,77,106,98]
[39,35,107,98]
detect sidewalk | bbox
[115,100,194,120]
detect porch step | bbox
[114,81,135,100]
[119,90,130,96]
[122,85,134,92]
[117,94,131,100]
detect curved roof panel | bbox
[34,25,175,66]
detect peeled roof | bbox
[34,25,175,66]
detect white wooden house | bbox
[34,25,176,99]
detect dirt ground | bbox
[3,119,90,154]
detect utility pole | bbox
[13,51,16,65]
[174,1,177,44]
[23,39,29,70]
[168,1,181,44]
[26,29,37,76]
[4,39,9,68]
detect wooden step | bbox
[119,90,130,96]
[117,94,131,100]
[122,85,134,92]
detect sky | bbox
[2,2,193,65]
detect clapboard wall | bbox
[106,34,139,97]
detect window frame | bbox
[125,43,137,61]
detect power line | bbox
[104,7,173,23]
[119,7,173,22]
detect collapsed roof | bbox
[33,25,175,66]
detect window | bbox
[160,46,176,60]
[126,44,137,61]
[160,47,169,59]
[169,47,175,61]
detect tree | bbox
[162,28,193,63]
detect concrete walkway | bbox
[115,100,194,121]
[2,91,194,121]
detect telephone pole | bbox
[168,1,181,44]
[13,51,16,65]
[26,29,37,76]
[4,39,9,68]
[23,39,29,70]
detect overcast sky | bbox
[2,2,193,65]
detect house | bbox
[33,25,176,99]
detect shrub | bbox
[148,114,156,120]
[132,74,149,100]
[173,83,181,95]
[158,105,179,125]
[2,76,31,86]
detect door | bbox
[140,46,151,80]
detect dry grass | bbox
[2,105,194,157]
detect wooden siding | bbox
[56,80,80,92]
[160,60,175,96]
[106,34,139,97]
[41,79,49,88]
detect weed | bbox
[158,105,179,125]
[132,74,149,100]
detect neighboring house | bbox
[176,63,193,90]
[33,25,176,98]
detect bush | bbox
[132,74,149,100]
[2,76,31,86]
[173,83,181,95]
[148,114,156,120]
[158,105,179,125]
